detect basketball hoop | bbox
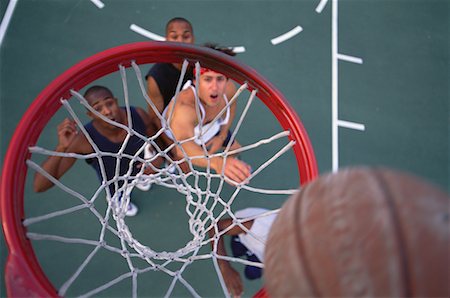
[1,42,317,297]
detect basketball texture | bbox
[265,167,449,297]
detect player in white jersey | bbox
[163,61,251,185]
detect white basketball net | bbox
[25,60,299,297]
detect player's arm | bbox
[146,76,179,152]
[33,118,91,192]
[135,107,165,173]
[221,80,238,137]
[169,103,211,167]
[213,217,254,259]
[208,218,254,297]
[146,76,165,130]
[170,101,251,183]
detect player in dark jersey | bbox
[33,85,159,216]
[145,19,238,156]
[146,17,195,118]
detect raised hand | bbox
[57,118,78,150]
[214,157,251,185]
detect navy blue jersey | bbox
[85,106,146,194]
[145,63,193,108]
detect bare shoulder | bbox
[176,87,196,106]
[166,90,197,127]
[170,88,196,114]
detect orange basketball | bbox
[265,167,449,297]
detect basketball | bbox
[265,167,449,297]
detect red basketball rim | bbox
[1,41,318,297]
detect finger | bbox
[58,126,74,137]
[58,120,77,134]
[59,126,77,138]
[231,160,251,181]
[225,164,248,184]
[60,118,75,128]
[224,167,240,184]
[68,120,78,132]
[237,160,252,177]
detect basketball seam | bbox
[373,168,411,296]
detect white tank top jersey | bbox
[163,82,230,145]
[234,208,277,262]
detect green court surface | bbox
[1,0,448,297]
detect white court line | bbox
[90,0,105,9]
[332,0,339,172]
[0,0,18,46]
[337,53,363,64]
[337,119,365,131]
[316,0,329,13]
[231,46,246,53]
[130,24,165,41]
[270,26,303,45]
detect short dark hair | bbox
[165,17,194,35]
[203,42,236,57]
[84,85,113,98]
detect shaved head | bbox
[165,17,193,35]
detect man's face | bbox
[197,70,228,107]
[86,91,121,124]
[166,21,194,44]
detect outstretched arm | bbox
[209,218,254,298]
[170,102,251,184]
[146,76,165,132]
[135,107,165,173]
[146,77,185,160]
